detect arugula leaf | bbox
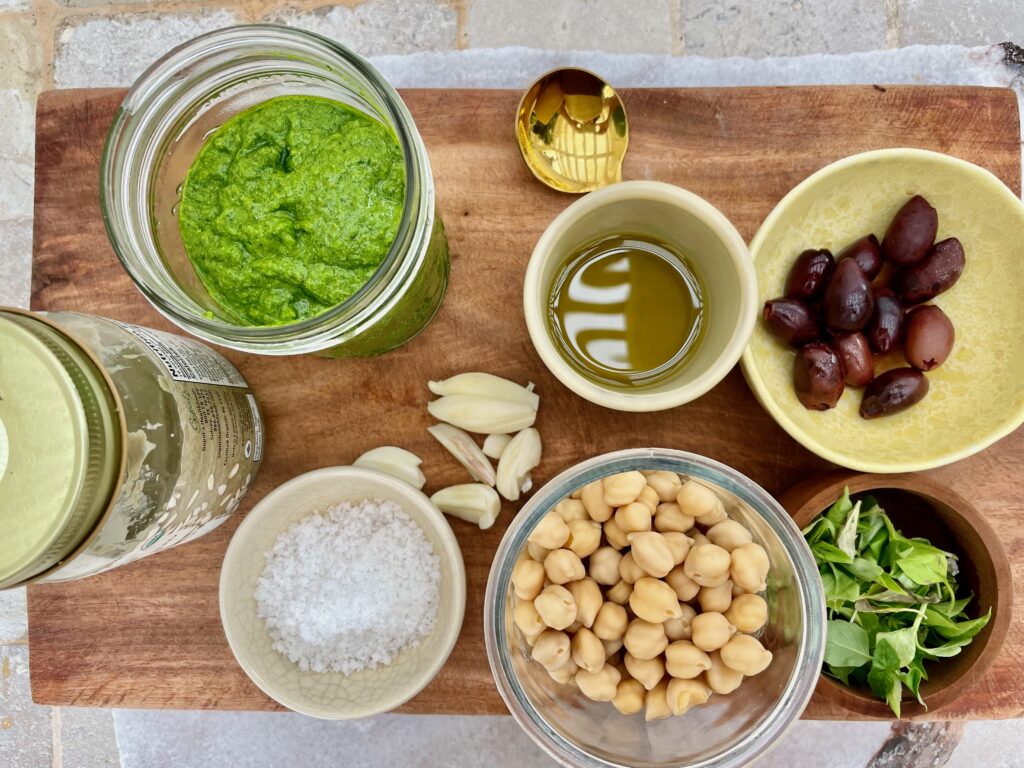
[837,500,861,558]
[845,557,884,581]
[898,548,948,586]
[875,627,918,669]
[824,620,871,667]
[934,608,991,640]
[825,487,853,525]
[867,665,903,718]
[812,541,853,564]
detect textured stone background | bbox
[2,1,1024,766]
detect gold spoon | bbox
[515,68,629,194]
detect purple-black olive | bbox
[793,342,846,410]
[866,288,904,354]
[895,237,965,305]
[823,258,874,333]
[834,333,874,387]
[860,368,929,419]
[762,299,821,347]
[904,305,955,371]
[785,249,835,302]
[838,234,882,280]
[882,195,938,267]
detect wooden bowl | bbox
[779,471,1012,718]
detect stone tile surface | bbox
[0,217,31,309]
[948,720,1024,768]
[0,89,35,221]
[899,0,1024,46]
[680,0,887,58]
[59,707,120,768]
[0,14,40,96]
[0,589,27,644]
[466,0,674,54]
[0,646,51,768]
[267,0,458,56]
[54,10,238,88]
[0,0,28,11]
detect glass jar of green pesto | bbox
[102,25,448,357]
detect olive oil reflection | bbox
[547,235,706,388]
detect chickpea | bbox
[532,629,571,671]
[527,541,550,562]
[576,664,621,702]
[683,543,732,587]
[592,602,629,641]
[554,498,588,523]
[637,484,660,513]
[612,678,646,716]
[654,502,695,533]
[725,593,768,633]
[544,548,585,585]
[581,480,613,522]
[528,511,570,549]
[566,619,583,634]
[676,479,724,520]
[720,634,773,676]
[624,652,665,691]
[605,579,633,606]
[512,558,546,601]
[731,543,770,593]
[534,584,577,630]
[589,546,623,586]
[644,680,672,721]
[698,580,734,614]
[603,518,631,549]
[706,651,744,694]
[603,471,647,507]
[566,519,602,558]
[618,552,647,584]
[513,598,545,640]
[646,471,682,502]
[570,486,584,500]
[690,612,736,652]
[615,502,652,535]
[690,532,710,547]
[571,627,606,674]
[603,638,623,657]
[665,565,700,602]
[566,578,602,628]
[664,604,696,641]
[662,532,692,565]
[627,532,674,578]
[623,618,668,661]
[707,519,753,552]
[629,577,682,623]
[666,677,711,716]
[665,640,712,679]
[548,656,578,685]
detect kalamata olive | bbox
[838,234,882,280]
[895,237,965,305]
[860,368,929,419]
[834,333,874,387]
[904,305,955,371]
[866,288,904,354]
[793,342,845,410]
[881,195,938,267]
[823,258,874,333]
[762,299,821,347]
[785,249,835,301]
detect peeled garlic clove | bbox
[427,423,496,485]
[496,428,542,501]
[427,395,536,435]
[431,483,501,529]
[483,433,513,459]
[353,446,425,489]
[429,372,539,410]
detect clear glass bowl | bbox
[484,449,825,768]
[101,25,448,357]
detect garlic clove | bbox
[431,483,502,529]
[496,428,542,501]
[427,423,496,486]
[353,446,426,489]
[427,394,536,435]
[428,372,539,410]
[482,433,513,459]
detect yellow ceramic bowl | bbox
[741,149,1024,473]
[219,466,466,719]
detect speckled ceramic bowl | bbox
[219,466,466,719]
[741,148,1024,473]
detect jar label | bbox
[113,321,247,388]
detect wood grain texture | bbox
[26,86,1024,720]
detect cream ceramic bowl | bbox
[219,466,466,719]
[524,181,757,412]
[741,148,1024,473]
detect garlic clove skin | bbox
[431,483,502,529]
[427,423,496,486]
[428,372,539,410]
[496,428,542,501]
[353,446,426,489]
[427,395,536,435]
[482,433,513,460]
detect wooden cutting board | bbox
[26,86,1024,720]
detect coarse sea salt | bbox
[254,498,441,675]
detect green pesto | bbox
[178,95,405,326]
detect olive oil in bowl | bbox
[547,234,707,389]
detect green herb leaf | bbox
[898,548,948,586]
[824,620,871,667]
[825,487,853,525]
[867,664,903,718]
[812,541,853,565]
[875,627,918,669]
[837,500,861,558]
[934,608,991,640]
